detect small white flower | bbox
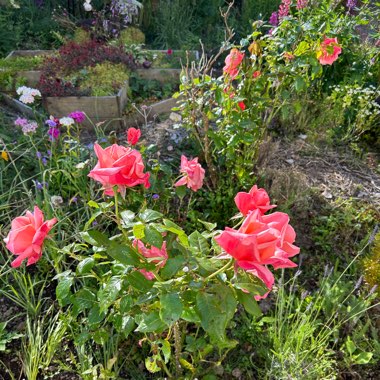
[83,0,92,11]
[59,117,75,127]
[51,195,64,208]
[19,94,35,104]
[75,159,89,169]
[16,86,28,95]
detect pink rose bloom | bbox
[317,37,342,65]
[234,185,276,216]
[88,143,150,197]
[4,206,57,268]
[223,48,244,79]
[214,210,299,299]
[174,155,205,192]
[133,240,168,280]
[127,128,141,146]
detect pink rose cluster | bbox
[215,185,300,300]
[174,155,205,192]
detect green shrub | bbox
[119,27,146,45]
[79,62,130,96]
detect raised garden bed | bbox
[4,50,54,87]
[2,48,195,128]
[43,83,129,128]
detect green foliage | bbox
[0,322,23,352]
[119,26,146,45]
[0,55,43,90]
[0,1,61,57]
[312,198,379,258]
[78,62,130,96]
[251,270,379,379]
[73,28,91,44]
[129,72,177,102]
[327,84,380,148]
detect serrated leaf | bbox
[88,305,106,326]
[76,257,95,275]
[163,219,188,247]
[160,256,186,279]
[56,276,73,307]
[198,219,217,231]
[236,289,262,317]
[98,277,122,313]
[135,311,167,333]
[144,226,163,248]
[73,288,96,311]
[196,284,237,348]
[80,230,109,247]
[127,271,154,292]
[139,209,163,222]
[108,244,140,266]
[160,293,183,326]
[233,282,267,296]
[188,231,209,254]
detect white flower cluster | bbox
[16,86,41,104]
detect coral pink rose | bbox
[174,155,205,192]
[4,206,57,268]
[133,240,168,280]
[235,185,276,216]
[317,37,342,65]
[127,128,141,146]
[215,209,299,299]
[88,143,150,197]
[223,48,244,79]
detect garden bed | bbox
[4,50,54,87]
[43,83,129,128]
